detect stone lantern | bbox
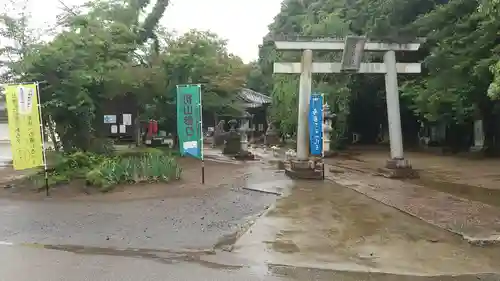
[323,103,336,157]
[235,112,255,160]
[238,112,252,151]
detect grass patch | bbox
[86,153,181,192]
[27,147,182,192]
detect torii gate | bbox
[274,37,422,176]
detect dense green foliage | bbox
[28,151,105,187]
[254,0,500,150]
[1,0,249,152]
[256,0,352,146]
[4,0,500,154]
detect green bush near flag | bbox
[25,148,182,193]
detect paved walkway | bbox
[229,151,500,276]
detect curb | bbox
[213,205,273,252]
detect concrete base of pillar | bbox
[265,134,281,146]
[233,150,256,160]
[468,145,486,158]
[284,159,324,180]
[323,150,337,158]
[377,158,419,179]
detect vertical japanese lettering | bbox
[183,94,194,137]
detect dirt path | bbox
[326,148,500,206]
[344,147,500,186]
[325,147,500,244]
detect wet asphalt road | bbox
[0,183,277,250]
[1,244,499,281]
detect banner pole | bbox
[35,82,49,195]
[198,84,205,184]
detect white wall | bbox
[0,123,9,141]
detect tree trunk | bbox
[47,115,60,152]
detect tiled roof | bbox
[237,88,271,108]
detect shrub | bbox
[86,153,182,192]
[53,151,104,178]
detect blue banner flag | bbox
[308,93,323,156]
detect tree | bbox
[257,0,352,146]
[138,30,249,132]
[0,0,44,81]
[3,0,248,152]
[13,0,172,151]
[253,0,500,150]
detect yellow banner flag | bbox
[5,84,44,170]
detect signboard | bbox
[5,84,44,170]
[176,84,203,159]
[308,93,323,156]
[103,115,116,123]
[122,114,132,125]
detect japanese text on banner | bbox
[308,93,323,156]
[5,84,44,170]
[176,85,202,159]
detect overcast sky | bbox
[25,0,283,63]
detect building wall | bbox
[0,100,12,163]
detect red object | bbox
[152,120,158,134]
[148,120,154,137]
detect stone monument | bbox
[213,120,227,147]
[222,119,241,155]
[234,112,255,160]
[470,119,486,157]
[323,103,336,157]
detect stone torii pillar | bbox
[273,37,422,178]
[296,49,313,161]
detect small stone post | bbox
[323,103,335,157]
[239,112,251,152]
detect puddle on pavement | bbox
[29,243,243,270]
[240,162,294,196]
[234,179,500,275]
[408,176,500,208]
[265,238,300,253]
[268,264,499,281]
[244,179,291,196]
